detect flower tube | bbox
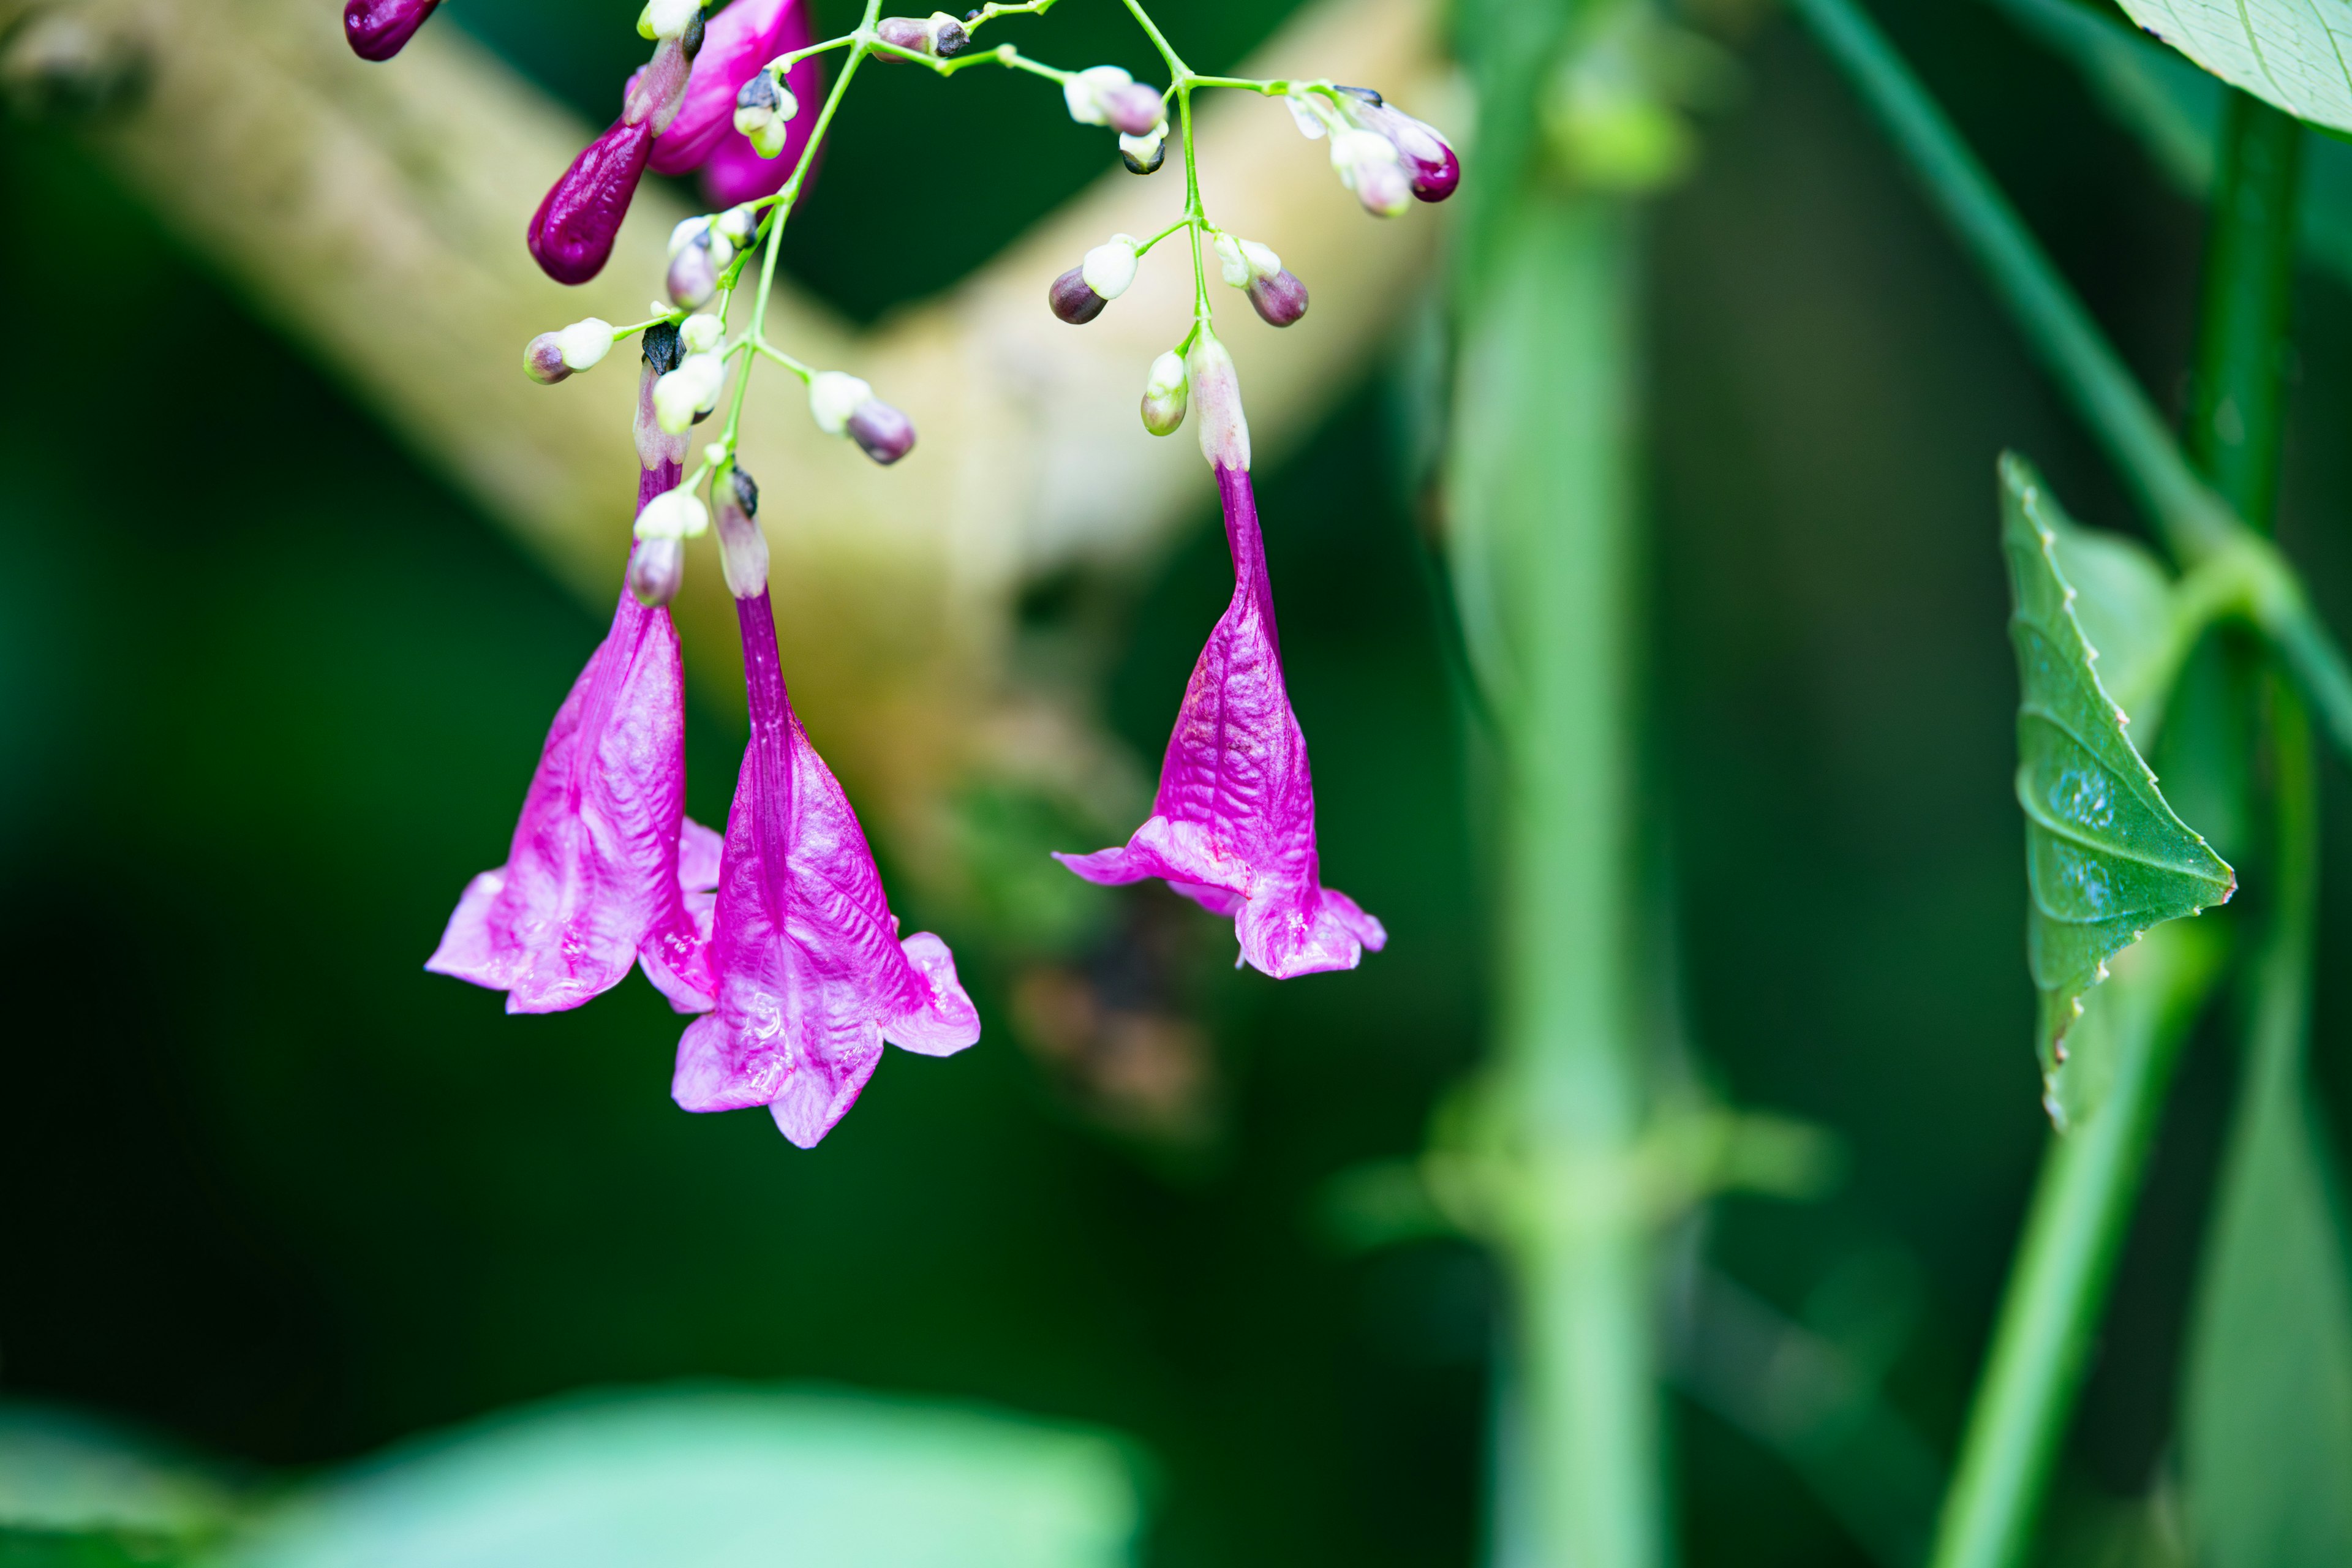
[671,470,980,1146]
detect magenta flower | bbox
[671,494,979,1146]
[1057,345,1384,976]
[428,464,720,1014]
[529,25,698,285]
[651,0,823,196]
[344,0,440,61]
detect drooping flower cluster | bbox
[390,0,1452,1142]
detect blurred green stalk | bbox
[1450,190,1659,1567]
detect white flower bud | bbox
[668,217,709,259]
[714,205,760,249]
[1215,234,1248,287]
[654,352,726,434]
[1186,334,1249,472]
[1238,239,1281,280]
[809,371,873,435]
[554,318,614,372]
[680,313,725,355]
[1080,235,1139,301]
[1332,128,1410,217]
[635,486,710,540]
[1063,64,1133,127]
[639,0,699,41]
[1286,91,1330,140]
[1140,349,1187,437]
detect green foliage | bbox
[2042,918,2223,1133]
[2109,0,2352,134]
[1999,456,2233,1085]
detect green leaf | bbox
[2109,0,2352,134]
[2043,916,2224,1133]
[2182,1047,2352,1567]
[219,1385,1145,1568]
[2000,454,2233,1080]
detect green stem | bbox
[1452,191,1657,1568]
[1923,89,2302,1568]
[1790,0,2352,761]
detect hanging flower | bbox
[671,470,980,1147]
[428,463,720,1014]
[1056,337,1386,978]
[528,10,701,285]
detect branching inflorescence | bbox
[353,0,1456,1144]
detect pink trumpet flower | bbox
[652,0,822,192]
[344,0,441,61]
[428,464,720,1014]
[1055,461,1387,979]
[672,511,980,1147]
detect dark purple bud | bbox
[1245,268,1308,328]
[1102,81,1164,138]
[344,0,441,61]
[932,17,970,56]
[524,332,571,384]
[1352,99,1459,203]
[847,399,916,465]
[628,535,685,607]
[527,117,653,286]
[1048,266,1106,325]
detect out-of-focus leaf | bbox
[2045,514,2178,738]
[1992,0,2352,291]
[0,1404,241,1540]
[2042,915,2223,1132]
[2182,1041,2352,1566]
[217,1385,1144,1568]
[2106,0,2352,134]
[2000,454,2234,1076]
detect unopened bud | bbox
[1102,81,1164,137]
[808,371,872,435]
[628,535,685,606]
[680,312,724,354]
[1048,267,1106,325]
[1063,64,1137,127]
[1346,95,1461,203]
[667,236,718,308]
[847,399,916,465]
[635,331,688,470]
[642,320,685,374]
[525,333,571,384]
[1246,269,1308,327]
[714,204,760,250]
[638,0,698,40]
[715,466,769,598]
[1285,91,1330,140]
[1080,235,1138,300]
[1213,233,1279,288]
[1331,127,1410,217]
[876,12,968,58]
[733,70,798,157]
[636,485,710,540]
[1186,334,1249,472]
[1140,350,1187,436]
[1119,126,1167,175]
[654,352,726,433]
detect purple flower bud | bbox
[715,467,769,599]
[1049,266,1107,325]
[344,0,441,61]
[524,332,571,385]
[1245,268,1308,328]
[1348,97,1460,203]
[876,12,968,58]
[667,235,719,308]
[528,116,654,286]
[1102,81,1165,138]
[629,534,686,607]
[847,399,916,465]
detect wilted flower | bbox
[1057,337,1384,977]
[428,462,721,1013]
[344,0,441,61]
[671,536,980,1146]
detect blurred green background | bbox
[3,1,2349,1564]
